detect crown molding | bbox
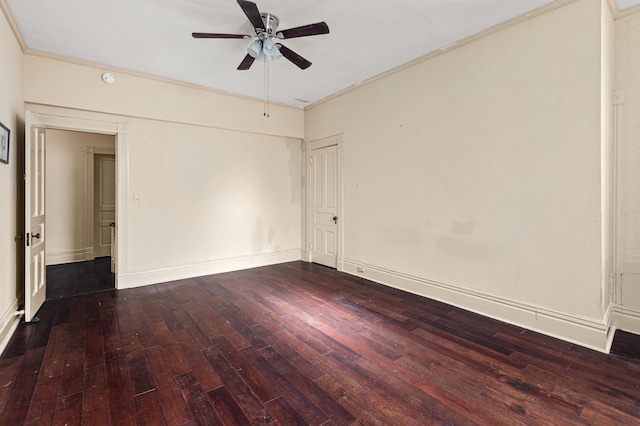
[0,0,25,51]
[613,2,640,19]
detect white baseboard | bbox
[117,249,302,289]
[301,249,311,262]
[340,258,612,352]
[0,298,22,357]
[46,248,92,265]
[613,304,640,335]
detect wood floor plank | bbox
[408,312,517,357]
[53,391,83,426]
[173,329,224,392]
[269,329,365,395]
[285,314,361,362]
[579,398,640,425]
[212,335,283,403]
[313,373,399,426]
[0,355,23,410]
[82,365,111,425]
[99,305,122,354]
[264,396,309,426]
[59,335,85,398]
[134,390,168,426]
[315,314,402,362]
[155,342,191,376]
[175,371,222,425]
[128,355,156,396]
[24,376,59,423]
[258,330,326,382]
[104,350,137,426]
[207,385,253,425]
[67,296,87,338]
[83,323,105,369]
[36,328,68,384]
[202,346,275,425]
[215,306,268,350]
[352,355,475,425]
[26,300,57,350]
[524,363,640,418]
[172,306,216,351]
[0,347,45,425]
[144,346,192,425]
[413,374,522,426]
[259,345,356,424]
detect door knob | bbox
[32,233,41,239]
[333,216,338,224]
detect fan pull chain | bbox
[263,57,270,118]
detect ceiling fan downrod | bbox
[264,56,270,118]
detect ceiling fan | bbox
[192,0,329,70]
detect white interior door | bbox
[94,154,115,258]
[310,144,338,268]
[25,112,47,322]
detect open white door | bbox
[310,144,338,268]
[24,112,47,322]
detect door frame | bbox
[305,134,344,271]
[26,110,128,289]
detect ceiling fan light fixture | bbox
[247,39,262,58]
[262,38,282,60]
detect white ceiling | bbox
[5,0,640,107]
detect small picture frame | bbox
[0,121,9,164]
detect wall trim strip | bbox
[613,304,640,335]
[0,298,21,357]
[117,249,301,289]
[340,257,611,352]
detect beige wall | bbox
[306,0,612,350]
[46,130,115,265]
[23,55,304,139]
[0,7,24,350]
[614,10,640,332]
[24,55,304,288]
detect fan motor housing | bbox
[260,13,279,35]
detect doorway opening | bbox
[45,129,116,298]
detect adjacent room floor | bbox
[45,257,115,299]
[1,261,639,425]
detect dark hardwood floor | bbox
[1,261,640,425]
[46,257,115,299]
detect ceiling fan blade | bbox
[237,54,255,70]
[237,0,264,32]
[192,32,250,39]
[277,22,329,39]
[276,44,312,70]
